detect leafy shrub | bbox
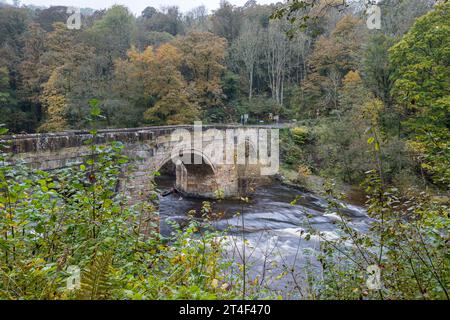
[291,126,312,145]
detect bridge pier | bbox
[174,163,241,199]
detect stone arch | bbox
[156,148,217,174]
[157,148,219,198]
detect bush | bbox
[291,126,312,145]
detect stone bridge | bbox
[3,125,280,202]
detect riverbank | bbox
[276,167,367,207]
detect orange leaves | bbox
[114,32,228,124]
[156,43,182,66]
[116,43,201,125]
[116,44,185,98]
[343,70,362,85]
[174,32,227,86]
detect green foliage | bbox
[280,127,315,171]
[291,126,311,145]
[362,34,396,107]
[138,6,184,37]
[390,3,450,187]
[85,5,136,60]
[237,95,281,123]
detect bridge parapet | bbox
[2,124,284,154]
[2,124,277,199]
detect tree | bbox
[339,70,367,113]
[232,22,261,100]
[211,1,242,43]
[35,6,70,31]
[0,6,30,132]
[264,21,289,106]
[390,2,450,187]
[184,5,209,32]
[144,89,200,125]
[139,6,184,36]
[85,5,136,61]
[142,6,157,19]
[38,69,68,132]
[136,31,174,51]
[17,22,46,125]
[27,22,97,130]
[380,0,435,37]
[144,43,200,124]
[0,66,18,129]
[301,14,363,115]
[271,0,349,36]
[0,6,28,50]
[362,34,395,107]
[114,44,200,125]
[175,32,228,120]
[39,22,76,78]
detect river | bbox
[156,175,372,299]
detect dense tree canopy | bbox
[390,3,450,186]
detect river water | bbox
[156,176,372,299]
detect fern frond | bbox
[77,251,113,300]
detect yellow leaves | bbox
[297,165,312,178]
[170,253,187,265]
[360,98,384,126]
[128,46,155,64]
[291,126,310,145]
[291,126,309,137]
[24,258,46,271]
[145,89,200,124]
[156,43,182,66]
[221,283,230,291]
[174,32,227,104]
[405,140,427,155]
[38,69,68,132]
[115,33,227,125]
[332,14,363,39]
[343,70,362,85]
[211,279,233,292]
[119,42,203,125]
